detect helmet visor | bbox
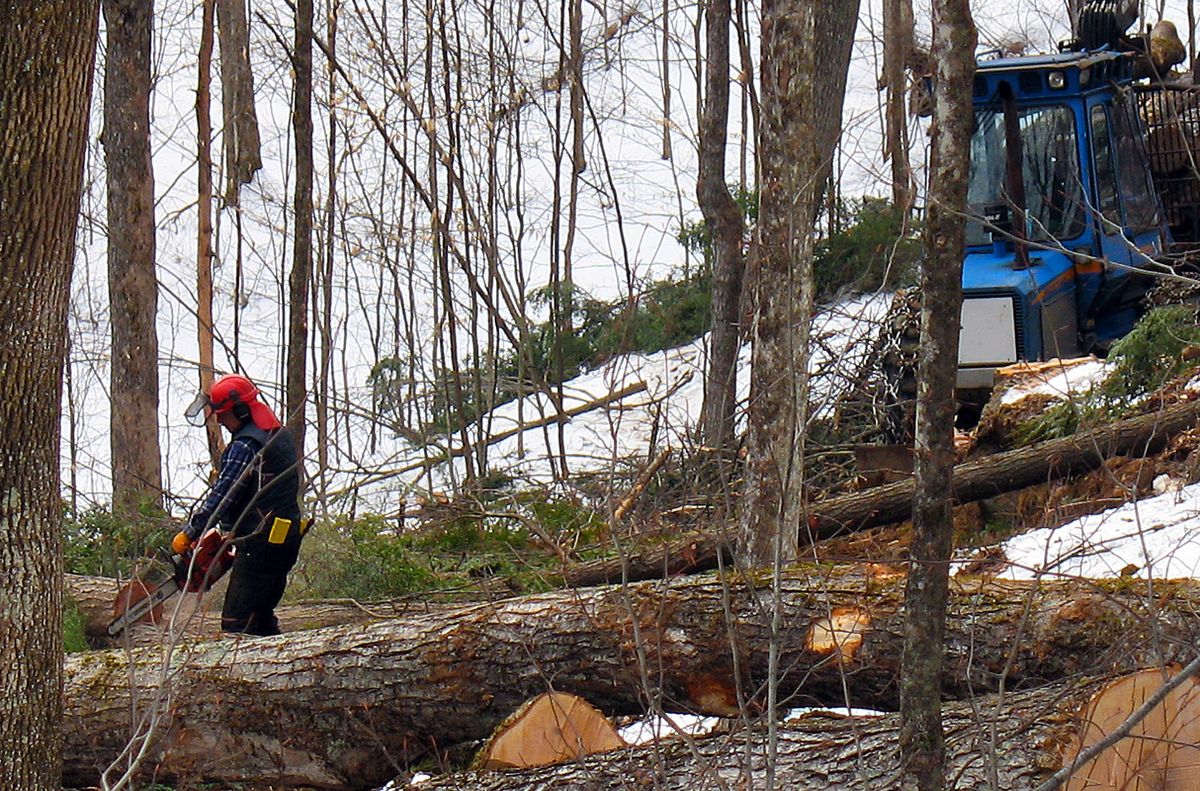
[185,392,212,427]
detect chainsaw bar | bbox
[106,576,181,636]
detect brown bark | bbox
[613,447,673,521]
[899,2,976,787]
[103,0,164,515]
[0,3,98,786]
[215,0,262,204]
[882,0,916,214]
[564,530,731,587]
[286,0,314,459]
[740,0,859,565]
[697,0,745,456]
[197,0,223,468]
[61,568,1200,787]
[417,681,1097,790]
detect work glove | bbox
[172,530,196,555]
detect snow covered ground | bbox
[972,359,1200,583]
[996,481,1200,581]
[329,292,892,509]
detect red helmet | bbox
[185,373,282,430]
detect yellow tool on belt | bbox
[267,516,291,544]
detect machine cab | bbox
[956,50,1169,390]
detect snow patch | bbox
[998,359,1111,406]
[995,482,1200,580]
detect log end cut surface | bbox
[1063,668,1200,790]
[476,692,626,770]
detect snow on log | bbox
[415,680,1096,789]
[62,568,1200,788]
[474,692,625,770]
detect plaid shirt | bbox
[187,437,260,538]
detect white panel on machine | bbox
[959,296,1018,366]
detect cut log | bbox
[1062,667,1200,790]
[414,680,1099,789]
[62,567,1200,788]
[473,692,625,770]
[571,396,1200,584]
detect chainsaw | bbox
[106,528,236,637]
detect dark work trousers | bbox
[221,522,302,636]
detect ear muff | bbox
[230,393,252,422]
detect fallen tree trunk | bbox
[66,572,474,647]
[63,567,1200,787]
[414,679,1093,789]
[564,531,732,587]
[808,396,1200,537]
[416,666,1200,790]
[570,396,1200,584]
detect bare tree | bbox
[215,0,262,205]
[287,0,314,461]
[0,2,98,786]
[196,0,223,467]
[882,0,917,215]
[740,0,860,566]
[898,0,977,787]
[103,0,164,516]
[697,0,746,460]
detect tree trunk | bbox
[215,0,262,204]
[899,2,976,788]
[0,3,98,786]
[740,0,859,565]
[287,0,314,461]
[61,568,1200,787]
[415,681,1096,790]
[197,0,223,468]
[65,572,466,647]
[697,0,745,457]
[103,0,164,516]
[882,0,916,215]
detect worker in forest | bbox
[176,373,305,636]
